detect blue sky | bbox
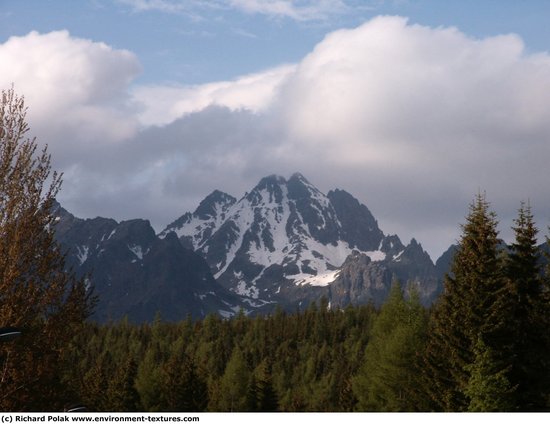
[3,0,550,84]
[1,1,550,258]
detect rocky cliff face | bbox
[328,241,441,308]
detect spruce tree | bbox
[465,336,514,411]
[505,202,550,410]
[420,193,509,411]
[80,351,112,412]
[0,88,93,411]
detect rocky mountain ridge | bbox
[161,173,442,310]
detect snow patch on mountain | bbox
[365,250,385,261]
[159,190,237,250]
[213,200,256,279]
[248,186,292,266]
[365,242,386,261]
[76,245,89,265]
[172,216,207,244]
[235,280,260,299]
[291,270,341,287]
[128,244,147,260]
[393,249,405,261]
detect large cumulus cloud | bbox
[2,17,550,258]
[274,16,550,255]
[0,30,141,165]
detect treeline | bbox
[62,301,375,412]
[58,195,550,412]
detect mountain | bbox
[53,203,259,323]
[161,173,442,309]
[52,173,444,323]
[435,244,458,279]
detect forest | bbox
[1,88,550,412]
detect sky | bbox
[1,0,550,260]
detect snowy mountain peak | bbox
[287,171,324,201]
[160,173,430,304]
[246,174,287,206]
[289,172,308,182]
[195,190,236,221]
[256,173,287,186]
[159,189,237,250]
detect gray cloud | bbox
[2,17,550,259]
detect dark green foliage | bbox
[465,336,514,412]
[249,360,278,412]
[216,347,251,412]
[420,196,550,412]
[62,302,378,412]
[353,282,427,411]
[161,352,208,412]
[505,203,550,410]
[135,347,164,411]
[420,194,509,411]
[109,357,141,412]
[80,351,112,411]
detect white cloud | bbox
[0,30,141,167]
[118,0,350,21]
[3,18,550,258]
[228,0,349,21]
[132,64,295,126]
[117,0,188,13]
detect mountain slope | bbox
[53,203,257,322]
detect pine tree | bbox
[420,193,510,411]
[245,376,259,411]
[0,88,93,411]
